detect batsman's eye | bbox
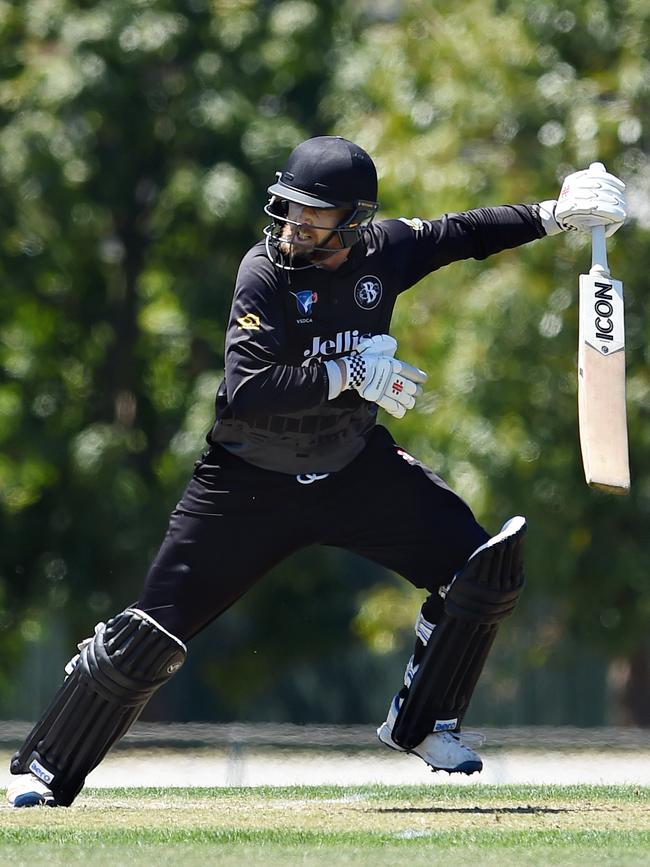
[270,197,288,218]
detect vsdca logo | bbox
[291,290,318,316]
[354,275,382,310]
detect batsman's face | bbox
[280,203,350,253]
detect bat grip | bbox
[590,225,609,276]
[588,162,610,276]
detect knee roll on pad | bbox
[392,516,526,749]
[10,608,186,806]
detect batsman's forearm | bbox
[439,204,546,262]
[227,358,329,417]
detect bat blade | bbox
[577,270,630,494]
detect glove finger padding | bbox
[394,359,428,385]
[555,167,627,236]
[360,357,427,418]
[324,341,428,418]
[561,168,626,194]
[357,334,398,358]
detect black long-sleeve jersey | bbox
[208,205,546,473]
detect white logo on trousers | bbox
[296,473,330,485]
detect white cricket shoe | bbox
[377,707,483,775]
[6,774,57,808]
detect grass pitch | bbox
[2,785,650,866]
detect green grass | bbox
[3,785,650,866]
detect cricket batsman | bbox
[7,136,626,806]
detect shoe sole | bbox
[12,791,57,808]
[377,724,482,775]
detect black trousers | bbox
[137,426,489,642]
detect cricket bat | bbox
[577,163,630,494]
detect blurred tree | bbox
[329,0,650,724]
[0,0,380,717]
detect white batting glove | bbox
[541,163,626,237]
[324,335,427,419]
[355,333,399,358]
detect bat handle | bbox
[588,162,610,277]
[590,225,610,277]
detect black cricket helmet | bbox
[263,135,379,269]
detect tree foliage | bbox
[331,0,650,720]
[0,0,361,712]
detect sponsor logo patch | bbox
[399,216,425,233]
[167,660,183,674]
[354,275,382,310]
[29,759,54,785]
[433,718,458,732]
[302,329,371,363]
[237,313,261,331]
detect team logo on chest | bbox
[290,290,318,322]
[354,275,382,310]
